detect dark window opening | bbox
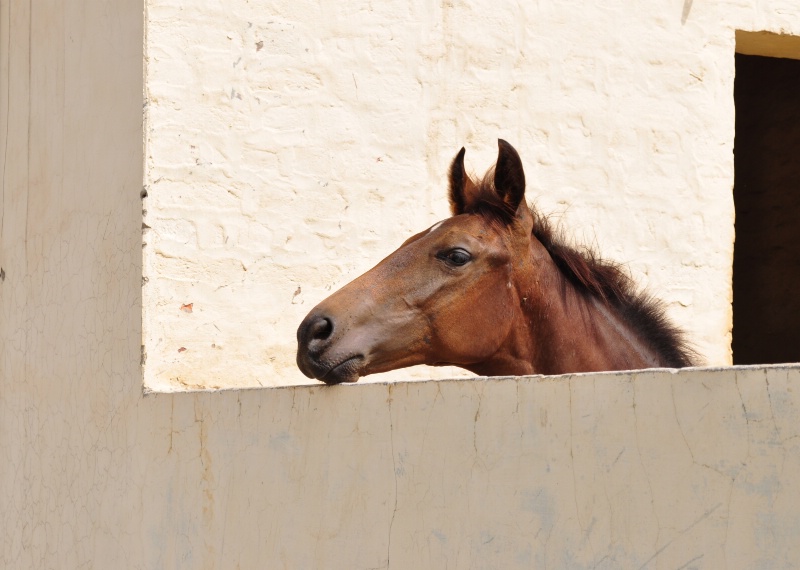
[732,53,800,364]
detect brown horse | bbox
[297,140,696,384]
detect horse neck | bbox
[512,243,664,375]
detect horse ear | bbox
[448,147,468,215]
[493,139,526,214]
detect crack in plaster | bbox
[733,373,754,477]
[419,383,444,456]
[635,503,719,570]
[675,553,704,569]
[666,376,736,568]
[472,383,483,456]
[763,371,780,440]
[631,375,660,551]
[567,378,585,535]
[669,381,731,482]
[168,397,174,454]
[761,372,787,515]
[514,379,524,441]
[386,385,398,570]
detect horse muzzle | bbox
[296,311,364,384]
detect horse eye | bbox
[439,248,471,266]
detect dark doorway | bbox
[732,54,800,364]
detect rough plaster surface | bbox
[143,0,800,389]
[5,1,800,569]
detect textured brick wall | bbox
[143,0,800,389]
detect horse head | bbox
[296,140,539,383]
[296,140,695,384]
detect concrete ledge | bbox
[137,365,800,568]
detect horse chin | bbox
[319,355,365,385]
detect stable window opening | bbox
[732,43,800,364]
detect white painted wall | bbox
[4,0,800,568]
[144,0,800,390]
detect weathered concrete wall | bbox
[143,0,800,390]
[0,0,145,566]
[4,0,800,569]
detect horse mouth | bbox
[319,356,364,385]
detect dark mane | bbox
[465,174,697,368]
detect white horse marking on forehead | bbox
[428,221,445,234]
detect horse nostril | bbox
[308,316,333,342]
[297,313,336,364]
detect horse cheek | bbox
[436,276,513,363]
